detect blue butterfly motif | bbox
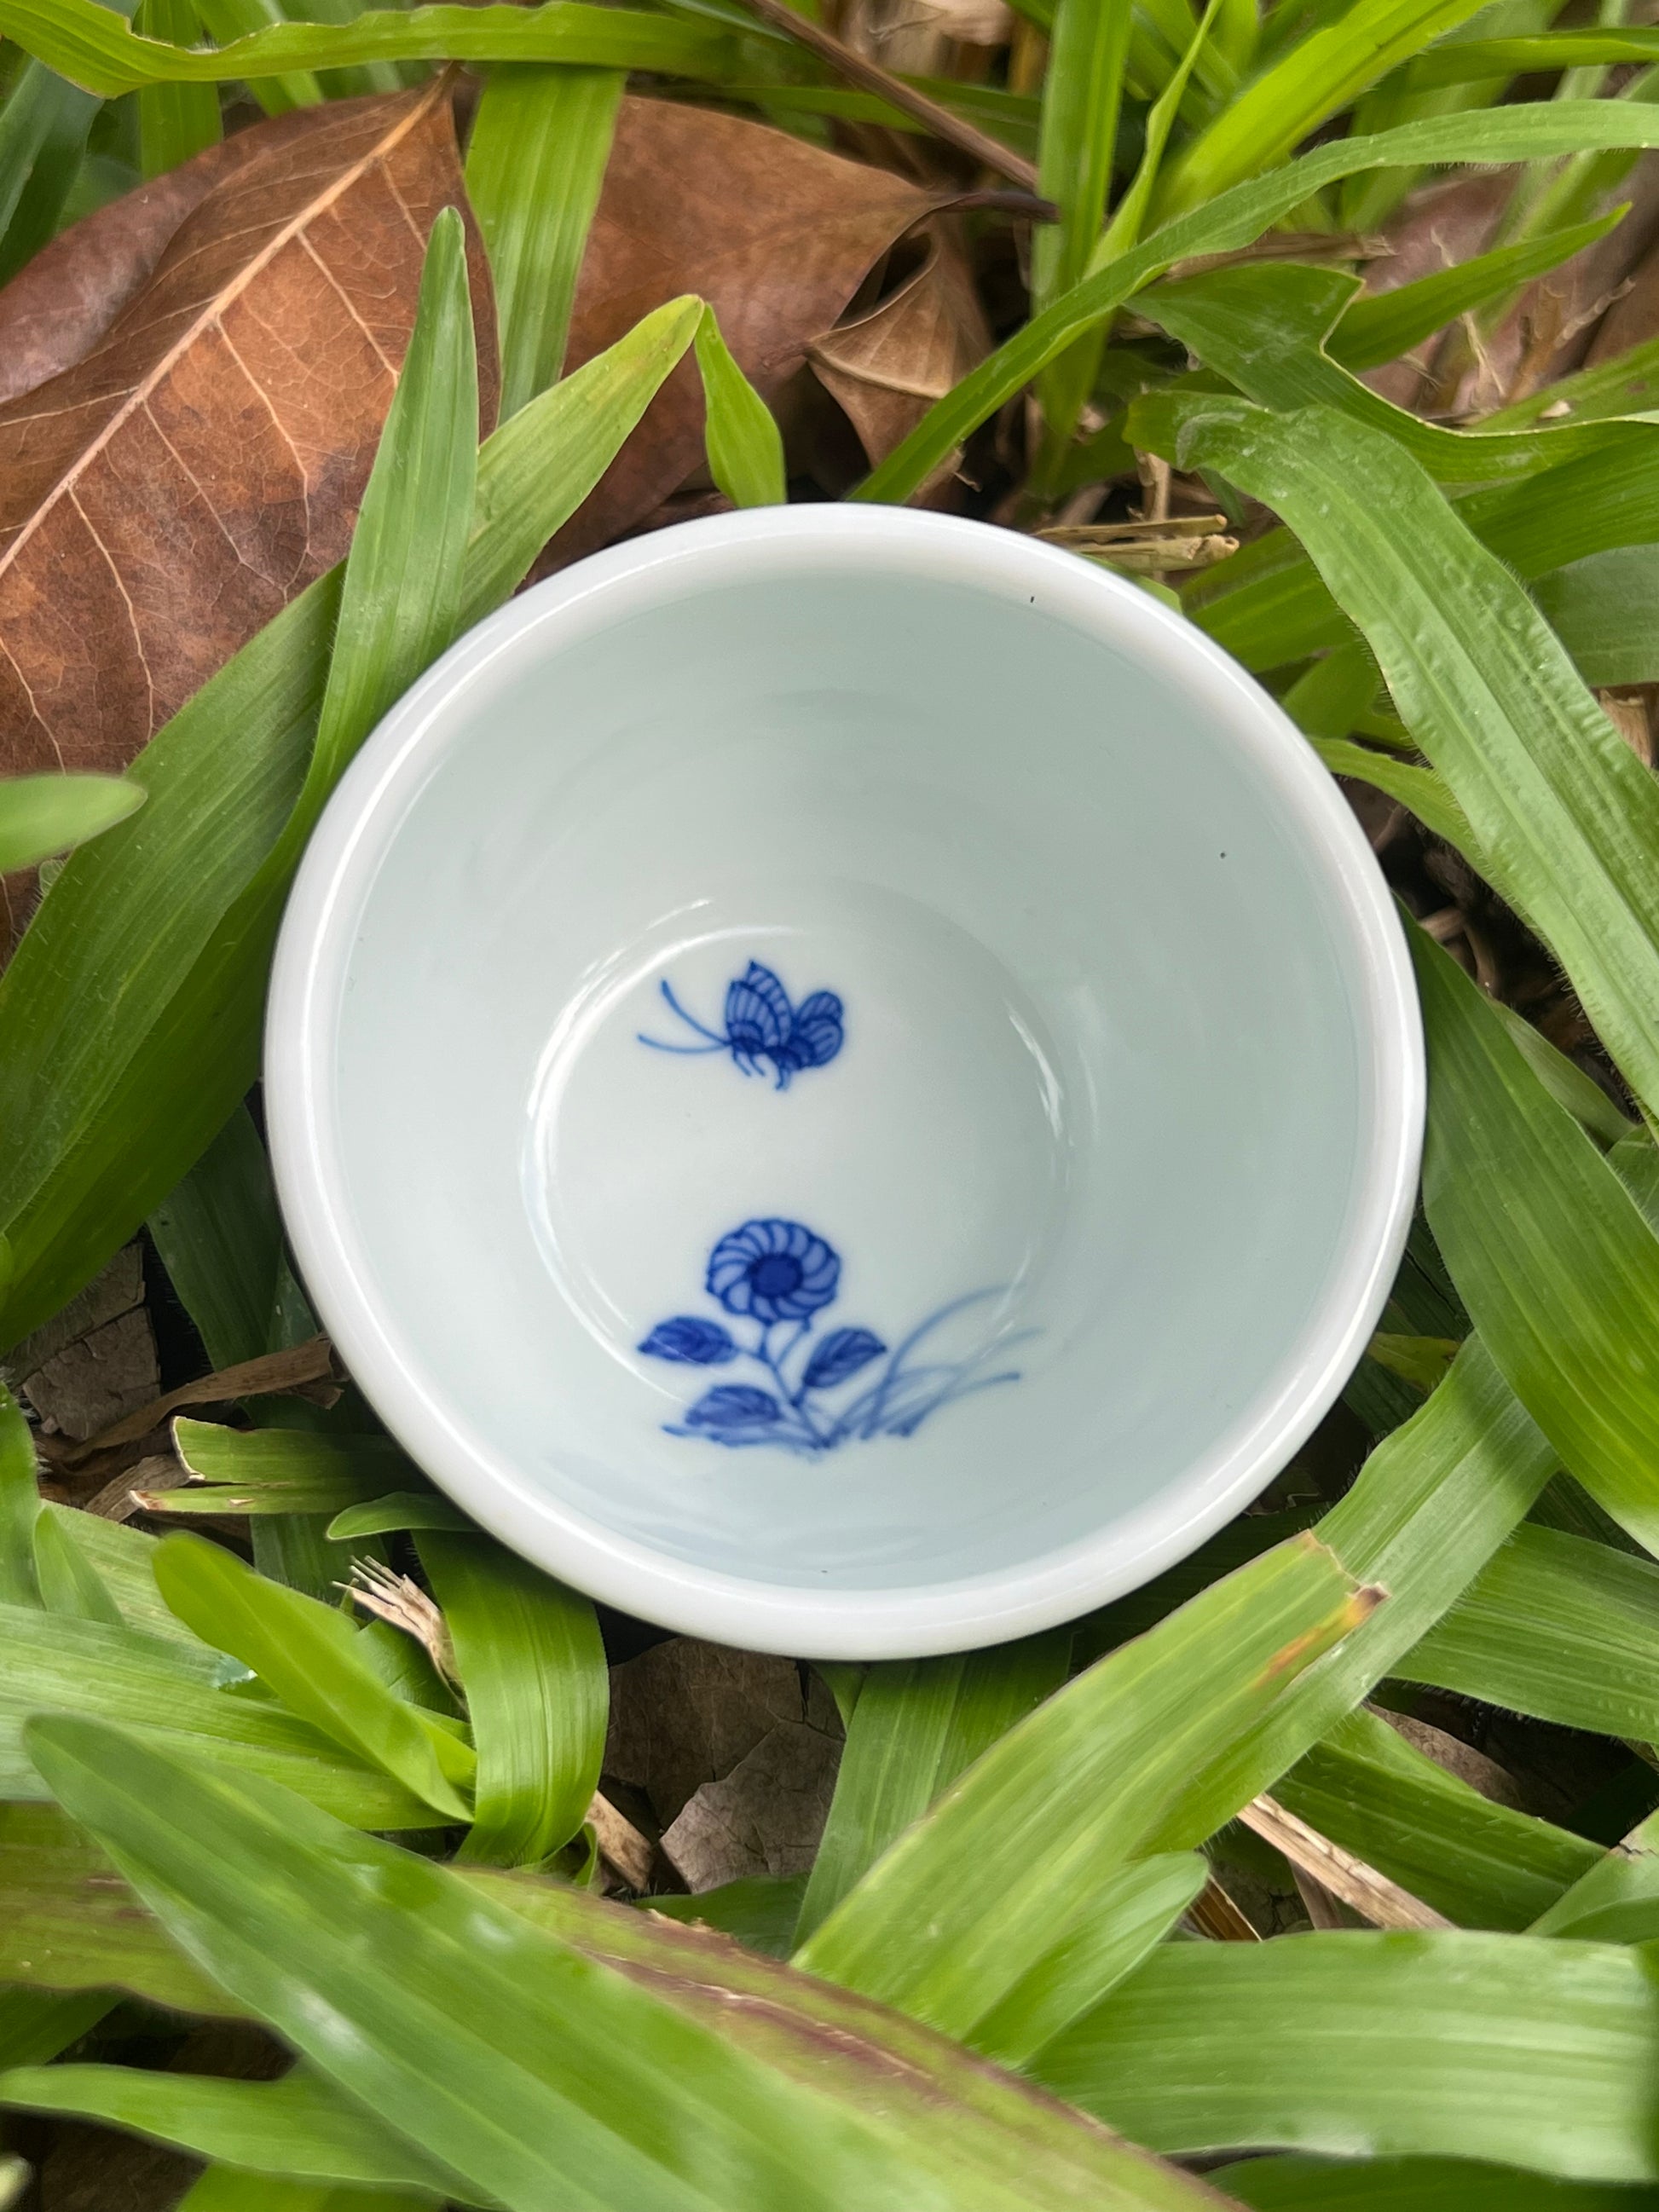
[639,960,844,1089]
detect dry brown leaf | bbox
[605,1637,841,1830]
[0,1245,157,1443]
[587,1789,656,1891]
[1370,1704,1530,1810]
[54,1334,337,1466]
[546,98,962,567]
[1356,170,1514,407]
[0,80,496,788]
[808,228,989,481]
[659,1718,841,1891]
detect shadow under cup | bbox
[268,508,1421,1657]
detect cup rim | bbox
[266,503,1424,1658]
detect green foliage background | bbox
[3,0,1659,2201]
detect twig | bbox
[1240,1793,1452,1932]
[347,1559,460,1687]
[1187,1874,1261,1940]
[587,1793,656,1891]
[55,1336,338,1466]
[731,0,1041,190]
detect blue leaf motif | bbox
[685,1385,781,1430]
[639,1317,737,1366]
[725,962,794,1056]
[802,1327,887,1390]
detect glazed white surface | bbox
[265,505,1423,1657]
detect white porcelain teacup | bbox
[266,505,1422,1659]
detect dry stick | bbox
[589,1794,656,1891]
[1188,1875,1261,1941]
[1240,1793,1453,1932]
[56,1337,338,1466]
[732,0,1041,190]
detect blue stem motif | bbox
[638,1217,1030,1456]
[639,962,843,1089]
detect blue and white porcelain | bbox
[265,505,1423,1660]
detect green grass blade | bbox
[147,1108,289,1370]
[1533,543,1659,685]
[24,1717,1170,2212]
[0,0,735,94]
[1218,2154,1659,2206]
[1156,399,1659,1121]
[0,1801,242,2013]
[305,205,475,818]
[1409,23,1659,79]
[1030,0,1132,433]
[1140,1337,1557,1843]
[152,1533,475,1820]
[1142,259,1652,483]
[327,1494,474,1539]
[0,1990,111,2070]
[1408,921,1659,1550]
[1531,1809,1659,1941]
[466,65,620,416]
[1034,1933,1659,2180]
[1401,1522,1659,1736]
[1275,1706,1600,1930]
[694,306,786,506]
[32,1510,123,1627]
[165,1424,420,1516]
[1307,737,1477,854]
[417,1533,605,1867]
[1153,0,1497,216]
[795,1534,1373,2037]
[1188,430,1659,674]
[0,297,701,1354]
[797,1633,1072,1945]
[178,2174,442,2211]
[0,61,101,286]
[1329,206,1624,370]
[856,101,1659,505]
[0,775,144,875]
[0,2065,471,2198]
[136,0,220,173]
[968,1856,1208,2068]
[0,1600,433,1825]
[0,1389,41,1611]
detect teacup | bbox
[266,505,1422,1659]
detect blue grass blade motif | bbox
[639,962,844,1088]
[637,1316,737,1365]
[641,1221,1031,1456]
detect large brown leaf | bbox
[546,96,955,566]
[0,80,495,784]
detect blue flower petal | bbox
[802,1326,886,1390]
[685,1384,782,1429]
[639,1316,737,1365]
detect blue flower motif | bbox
[639,961,844,1089]
[707,1218,840,1324]
[637,1316,737,1365]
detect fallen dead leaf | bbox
[1,1245,156,1442]
[0,79,496,794]
[660,1718,842,1891]
[55,1334,338,1466]
[605,1636,841,1829]
[544,97,979,567]
[1370,1703,1531,1811]
[809,226,989,484]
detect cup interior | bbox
[269,508,1419,1655]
